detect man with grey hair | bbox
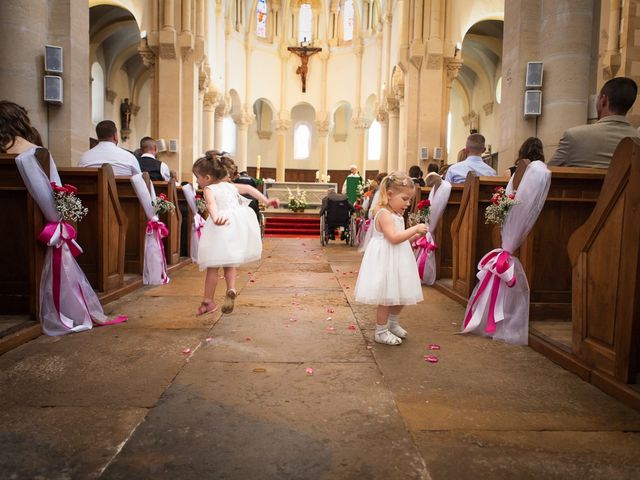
[341,164,361,193]
[444,133,497,183]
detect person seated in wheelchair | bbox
[320,188,355,240]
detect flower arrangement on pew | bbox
[485,187,518,225]
[153,193,176,215]
[51,183,88,222]
[408,199,431,227]
[195,194,206,214]
[287,187,308,212]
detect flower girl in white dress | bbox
[192,152,278,315]
[354,172,428,345]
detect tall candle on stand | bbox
[315,170,320,181]
[256,154,261,179]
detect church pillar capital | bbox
[445,58,463,86]
[215,94,232,117]
[235,107,255,130]
[386,97,400,117]
[315,119,331,136]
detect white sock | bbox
[388,314,407,338]
[376,322,389,333]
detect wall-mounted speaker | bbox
[524,90,542,116]
[420,147,429,160]
[168,139,179,152]
[156,139,167,152]
[525,61,543,88]
[44,76,63,104]
[433,147,443,161]
[45,45,63,73]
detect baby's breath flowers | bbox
[51,183,88,222]
[153,193,176,215]
[485,187,518,225]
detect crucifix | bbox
[288,39,322,93]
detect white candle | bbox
[326,175,331,182]
[315,170,320,180]
[256,154,261,178]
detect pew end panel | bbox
[434,185,464,281]
[152,181,182,265]
[115,175,150,275]
[567,138,640,385]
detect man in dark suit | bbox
[137,136,172,181]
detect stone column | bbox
[235,106,255,172]
[377,108,389,173]
[275,116,291,182]
[316,117,330,177]
[443,58,462,163]
[214,95,230,151]
[396,96,407,172]
[203,92,218,151]
[386,97,400,172]
[138,42,158,137]
[353,116,369,176]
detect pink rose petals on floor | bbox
[327,308,334,314]
[347,324,357,331]
[423,355,439,363]
[428,344,441,350]
[181,348,192,354]
[245,337,252,342]
[305,367,314,375]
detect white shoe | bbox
[375,328,402,345]
[389,323,407,338]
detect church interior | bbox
[1,0,640,478]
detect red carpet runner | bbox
[264,215,320,237]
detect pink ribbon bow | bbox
[146,217,169,284]
[413,233,438,279]
[193,213,205,240]
[37,221,84,325]
[463,248,516,335]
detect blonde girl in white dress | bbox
[192,153,279,316]
[354,172,428,345]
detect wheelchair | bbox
[320,195,356,246]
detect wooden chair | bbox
[58,164,126,294]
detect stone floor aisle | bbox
[1,238,640,479]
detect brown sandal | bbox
[196,300,218,316]
[221,289,237,314]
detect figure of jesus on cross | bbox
[288,39,322,93]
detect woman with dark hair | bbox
[408,165,425,187]
[504,137,545,178]
[0,100,43,154]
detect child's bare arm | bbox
[234,183,280,207]
[204,188,229,225]
[377,211,428,244]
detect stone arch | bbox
[253,98,275,139]
[331,101,352,142]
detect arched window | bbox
[298,4,313,44]
[256,0,267,38]
[91,62,104,125]
[222,117,237,154]
[367,120,381,161]
[343,0,354,42]
[495,77,502,104]
[294,122,311,160]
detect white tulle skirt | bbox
[355,237,424,306]
[197,205,262,269]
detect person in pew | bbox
[504,137,545,178]
[444,133,497,183]
[0,100,43,154]
[425,162,441,187]
[193,151,280,316]
[409,165,426,187]
[355,172,428,345]
[78,120,141,176]
[549,77,639,168]
[136,136,172,181]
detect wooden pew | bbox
[0,149,49,352]
[58,165,126,295]
[568,138,640,408]
[433,174,507,303]
[522,167,606,322]
[115,174,150,275]
[152,181,182,265]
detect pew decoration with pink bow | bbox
[416,180,452,285]
[181,184,206,263]
[131,173,170,285]
[461,161,551,345]
[15,148,127,336]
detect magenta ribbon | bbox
[193,213,205,240]
[413,234,438,279]
[146,219,169,284]
[463,248,516,335]
[38,222,84,322]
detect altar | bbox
[264,181,338,209]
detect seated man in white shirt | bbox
[444,133,497,183]
[137,136,171,181]
[78,120,141,176]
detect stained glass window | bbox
[256,0,267,38]
[343,0,354,42]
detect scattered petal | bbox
[289,318,298,323]
[428,344,441,350]
[326,326,336,333]
[249,279,256,283]
[181,348,192,354]
[424,355,439,363]
[347,324,357,331]
[366,345,373,350]
[327,308,335,314]
[253,368,267,373]
[245,337,252,342]
[326,317,332,321]
[305,367,314,375]
[205,337,213,343]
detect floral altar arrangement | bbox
[153,192,176,215]
[195,194,206,214]
[408,198,431,226]
[485,187,518,225]
[287,187,308,212]
[51,183,88,222]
